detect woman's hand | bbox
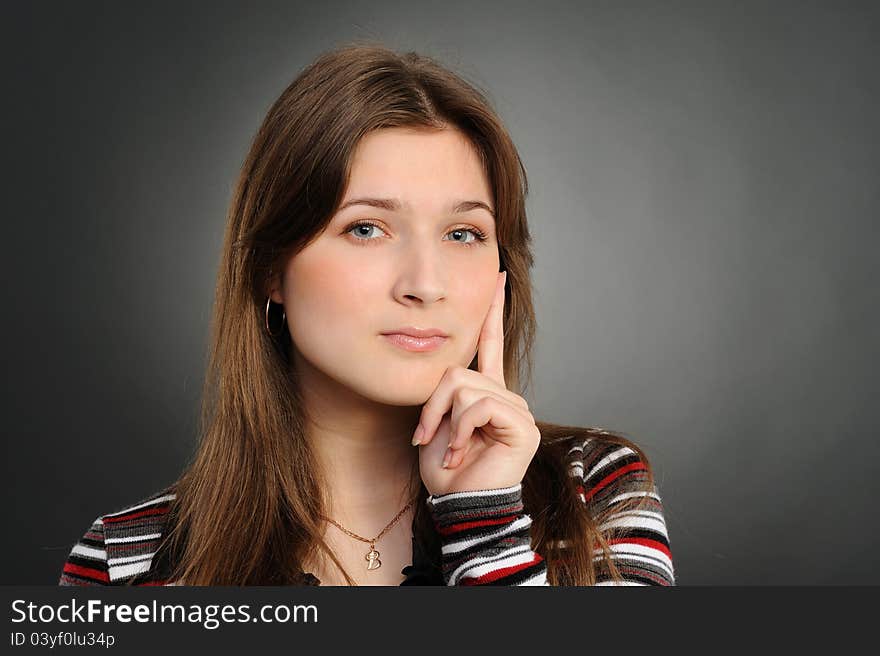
[413,271,541,496]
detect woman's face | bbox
[270,126,501,406]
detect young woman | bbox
[59,43,675,587]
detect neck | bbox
[293,349,423,535]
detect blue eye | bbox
[344,221,489,248]
[347,222,388,241]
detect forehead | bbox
[343,127,492,202]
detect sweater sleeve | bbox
[575,440,676,585]
[58,515,110,586]
[426,483,548,586]
[426,437,676,587]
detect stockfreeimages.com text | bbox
[11,599,317,630]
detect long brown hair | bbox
[157,41,657,586]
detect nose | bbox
[391,240,447,305]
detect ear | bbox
[266,271,285,305]
[269,288,284,305]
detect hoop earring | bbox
[265,296,286,337]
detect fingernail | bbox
[442,447,452,468]
[411,424,424,446]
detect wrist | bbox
[426,482,524,519]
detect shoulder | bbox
[538,428,651,493]
[59,486,178,586]
[563,434,653,505]
[542,430,675,585]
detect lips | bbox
[381,326,449,338]
[381,333,448,353]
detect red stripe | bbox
[584,462,647,501]
[436,515,513,536]
[103,506,170,524]
[607,536,672,561]
[460,553,545,585]
[63,563,110,583]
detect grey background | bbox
[3,0,878,585]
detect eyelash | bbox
[343,220,489,248]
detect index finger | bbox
[477,270,507,388]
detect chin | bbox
[354,384,433,407]
[355,368,442,406]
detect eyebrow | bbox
[337,197,495,218]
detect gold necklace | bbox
[318,493,419,570]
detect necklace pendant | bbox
[365,546,381,570]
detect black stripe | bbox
[64,554,108,571]
[442,541,534,571]
[78,536,105,549]
[441,527,532,564]
[605,527,670,549]
[439,526,531,560]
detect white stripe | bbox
[601,508,667,524]
[569,462,584,479]
[440,516,532,554]
[103,494,176,518]
[107,553,155,566]
[448,545,536,585]
[108,560,152,581]
[606,491,661,505]
[584,447,635,482]
[104,532,162,544]
[598,515,669,537]
[72,544,107,561]
[594,580,646,586]
[566,441,584,455]
[427,483,521,506]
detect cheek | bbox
[282,241,498,370]
[284,256,377,338]
[453,275,499,353]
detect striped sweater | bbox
[59,436,675,586]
